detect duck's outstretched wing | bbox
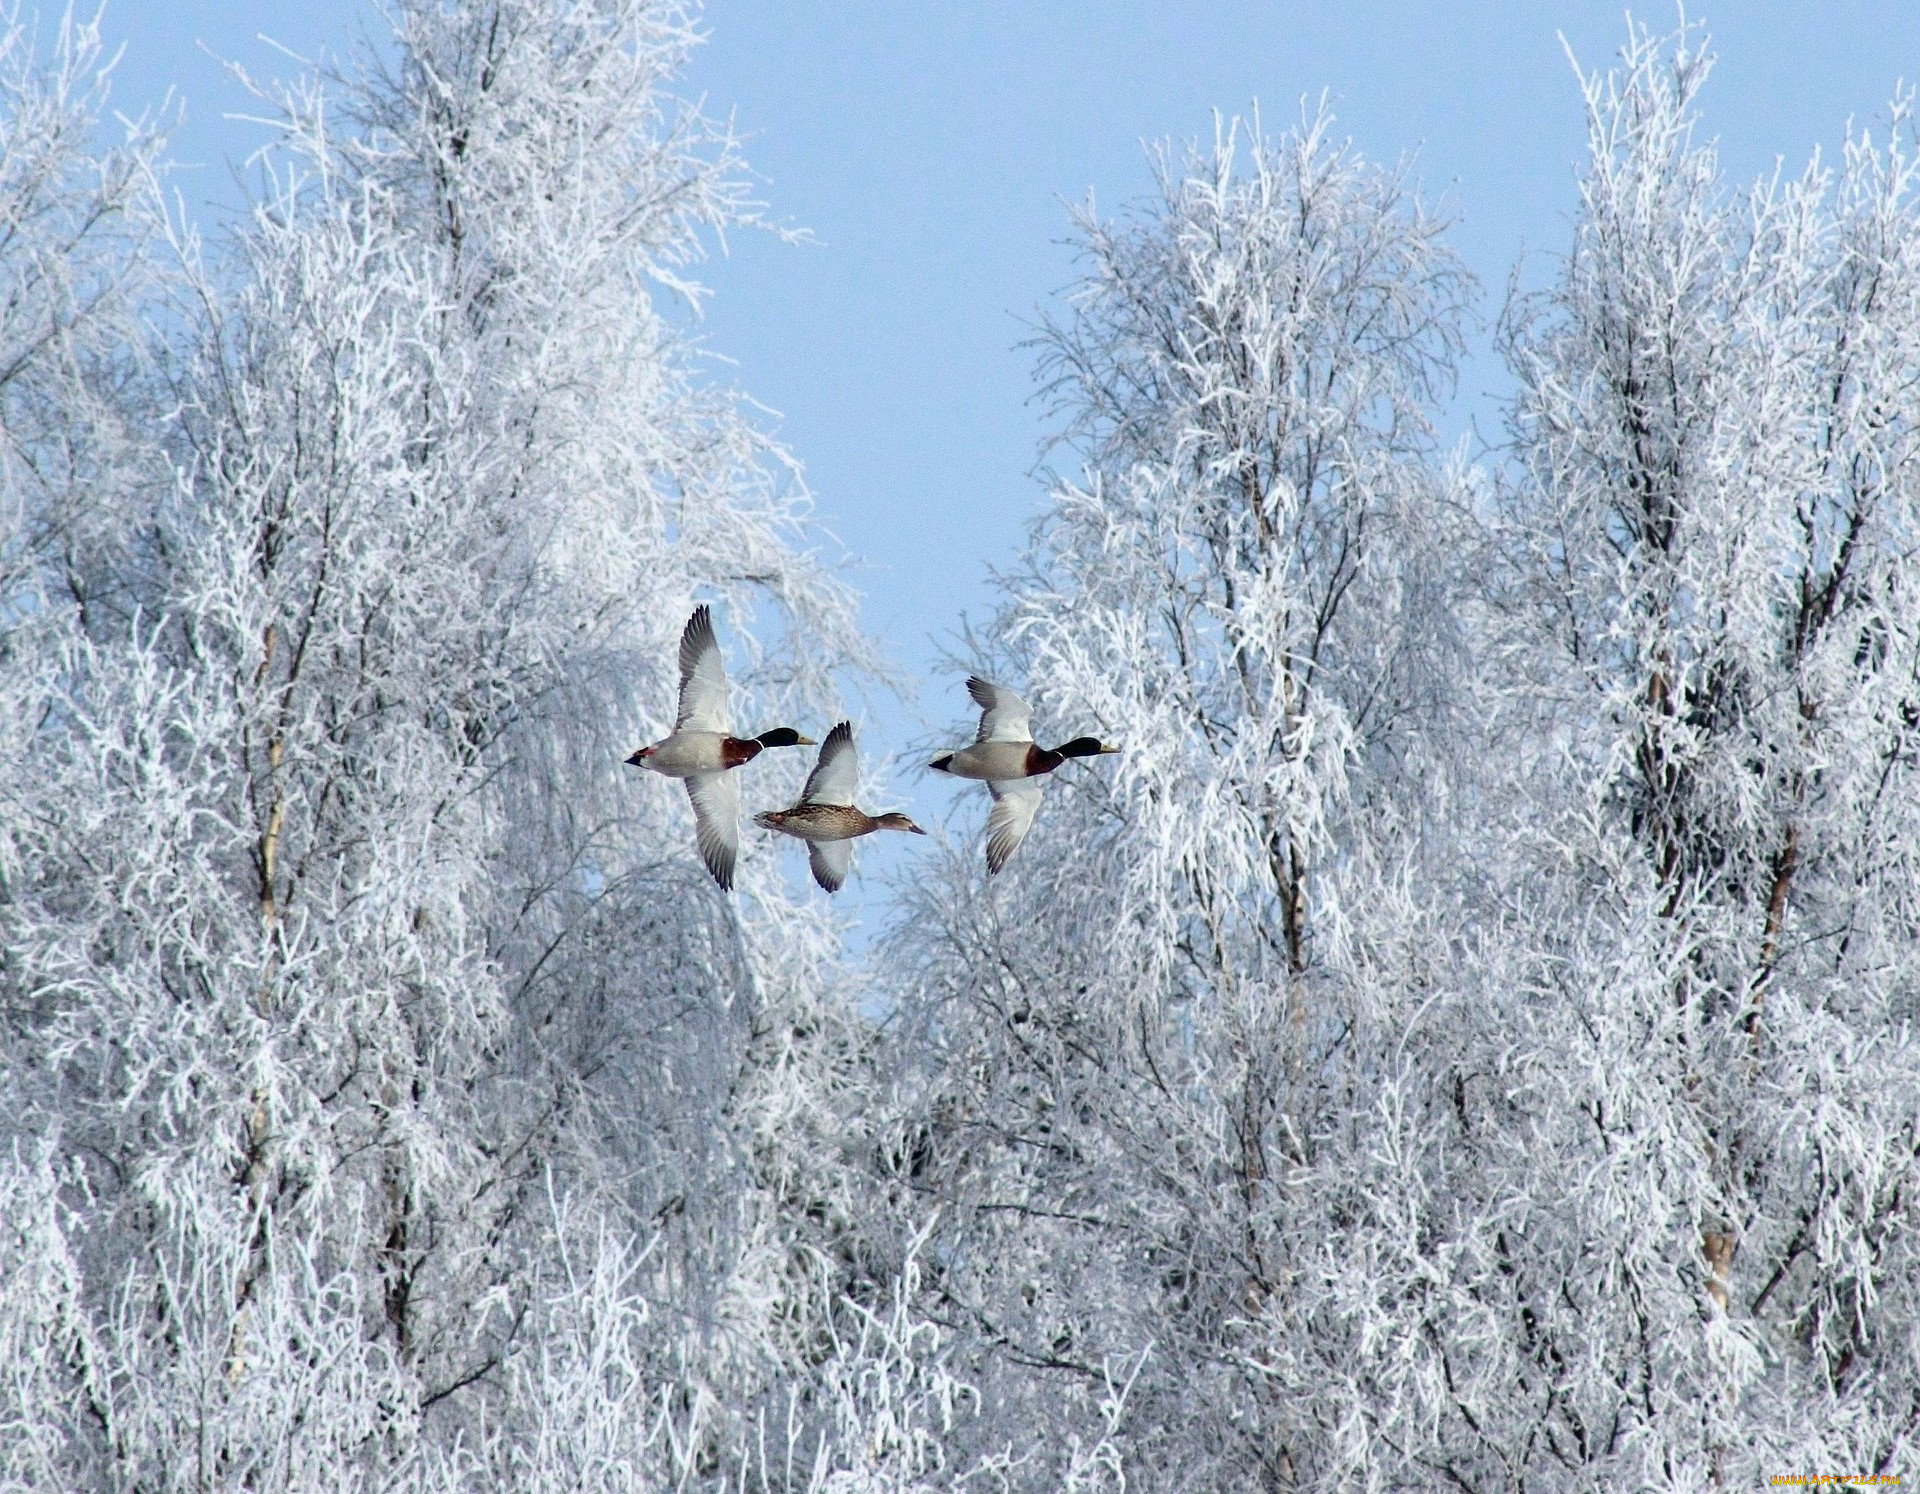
[685,771,740,890]
[808,839,852,893]
[984,777,1044,874]
[676,606,731,733]
[969,677,1033,744]
[801,721,858,807]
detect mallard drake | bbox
[755,721,926,892]
[625,605,814,891]
[929,677,1118,873]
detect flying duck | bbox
[625,605,814,890]
[929,677,1118,873]
[755,721,927,892]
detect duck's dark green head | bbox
[754,727,816,749]
[1056,736,1120,758]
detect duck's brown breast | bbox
[1025,743,1064,775]
[720,736,764,768]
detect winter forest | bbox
[1,0,1917,1489]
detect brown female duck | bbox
[625,605,814,890]
[929,677,1118,872]
[755,721,926,892]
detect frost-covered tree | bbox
[883,109,1478,1487]
[1466,20,1920,1485]
[886,24,1920,1492]
[0,16,167,1479]
[0,2,935,1487]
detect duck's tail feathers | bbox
[929,754,954,773]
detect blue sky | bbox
[97,0,1920,921]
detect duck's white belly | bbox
[945,741,1036,781]
[642,731,729,777]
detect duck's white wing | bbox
[685,771,739,890]
[984,778,1044,874]
[675,606,731,733]
[969,676,1033,744]
[800,721,858,807]
[808,839,852,893]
